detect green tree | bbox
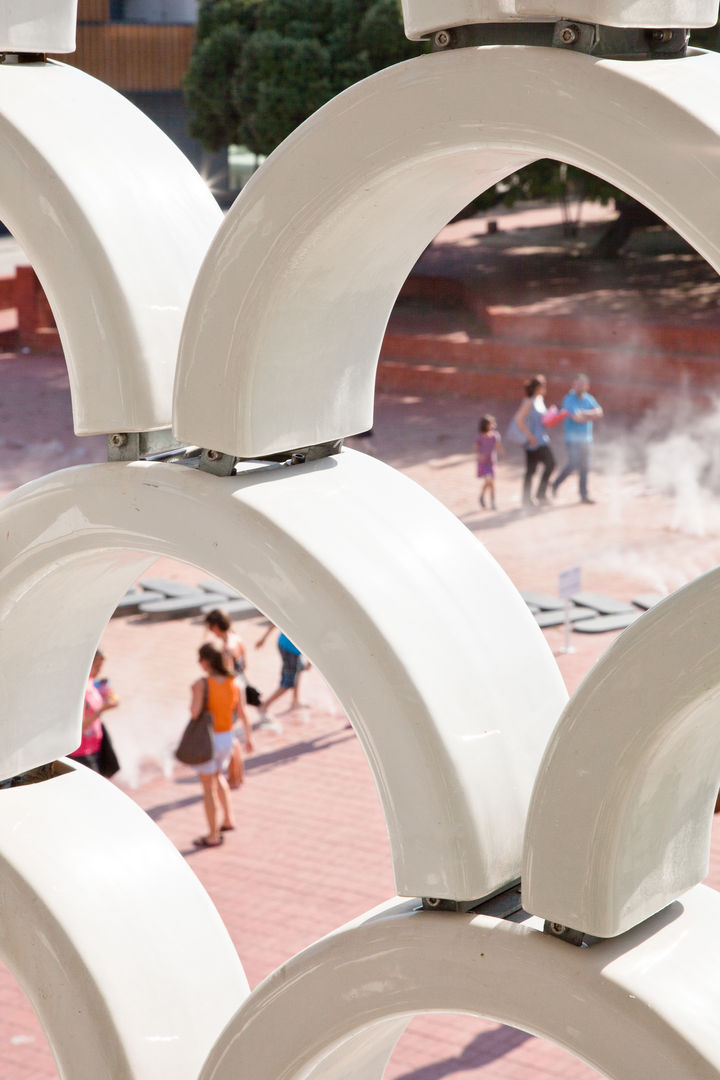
[481,26,720,254]
[185,0,420,157]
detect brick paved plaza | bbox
[1,339,720,1077]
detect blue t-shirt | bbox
[562,390,599,443]
[278,632,300,655]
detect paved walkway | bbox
[1,348,720,1076]
[1,205,720,1077]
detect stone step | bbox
[381,330,720,386]
[375,358,713,413]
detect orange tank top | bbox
[206,676,238,733]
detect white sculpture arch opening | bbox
[0,60,221,436]
[524,567,720,938]
[175,44,720,457]
[200,891,720,1080]
[0,762,248,1080]
[0,451,566,903]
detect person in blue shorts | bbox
[255,623,311,725]
[552,374,604,504]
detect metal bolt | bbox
[651,29,673,43]
[206,449,221,461]
[559,25,578,45]
[110,433,128,448]
[424,897,442,908]
[433,30,451,49]
[549,922,566,935]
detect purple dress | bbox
[475,432,501,478]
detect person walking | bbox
[514,374,555,508]
[204,608,256,787]
[552,374,604,504]
[190,643,239,848]
[69,649,120,774]
[474,414,503,510]
[255,624,310,723]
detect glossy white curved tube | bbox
[524,569,720,938]
[0,760,248,1078]
[0,60,221,435]
[176,45,720,457]
[400,0,720,39]
[200,886,720,1080]
[0,450,566,902]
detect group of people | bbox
[70,610,310,852]
[474,373,603,510]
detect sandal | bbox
[193,835,224,848]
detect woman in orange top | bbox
[191,643,239,848]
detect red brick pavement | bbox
[2,337,720,1075]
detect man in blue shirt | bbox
[551,374,603,504]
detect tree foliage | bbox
[185,0,420,156]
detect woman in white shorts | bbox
[190,643,239,848]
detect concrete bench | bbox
[633,593,665,610]
[520,591,565,612]
[199,597,258,620]
[137,578,205,599]
[534,607,597,629]
[573,611,643,634]
[113,588,165,616]
[138,593,228,620]
[196,578,242,600]
[570,592,636,616]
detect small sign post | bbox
[557,565,582,654]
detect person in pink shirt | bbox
[69,649,119,772]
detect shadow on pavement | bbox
[141,728,354,822]
[391,1026,532,1079]
[245,728,355,776]
[144,791,202,823]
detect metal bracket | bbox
[423,881,523,919]
[108,432,344,475]
[0,52,46,64]
[431,21,689,60]
[107,429,188,462]
[543,920,587,947]
[196,438,344,478]
[0,760,71,789]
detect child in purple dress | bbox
[474,415,502,510]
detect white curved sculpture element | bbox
[523,570,720,939]
[176,45,720,457]
[0,759,248,1079]
[0,60,222,435]
[200,888,720,1080]
[0,0,78,52]
[0,450,566,902]
[401,0,719,39]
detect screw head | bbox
[110,433,128,448]
[206,449,221,461]
[433,30,450,48]
[559,25,578,44]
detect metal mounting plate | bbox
[430,20,689,58]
